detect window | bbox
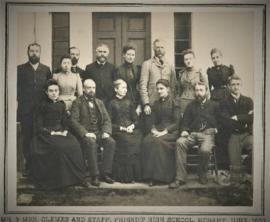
[174,13,191,77]
[52,12,70,72]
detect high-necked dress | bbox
[53,71,83,110]
[177,67,208,115]
[108,96,143,182]
[141,96,181,183]
[30,99,86,190]
[207,64,234,101]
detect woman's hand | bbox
[153,129,168,137]
[126,124,135,133]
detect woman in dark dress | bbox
[207,48,234,171]
[108,79,143,183]
[30,79,88,190]
[142,79,181,186]
[207,48,234,101]
[114,43,142,116]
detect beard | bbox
[85,91,95,99]
[195,94,206,103]
[71,57,78,65]
[97,55,107,63]
[29,55,40,64]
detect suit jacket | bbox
[114,63,141,106]
[17,62,51,119]
[70,94,112,138]
[220,94,253,134]
[139,57,176,106]
[83,61,115,105]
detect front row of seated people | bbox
[30,74,253,190]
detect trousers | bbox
[175,129,215,181]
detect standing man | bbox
[220,74,253,185]
[169,82,219,188]
[139,39,177,133]
[83,43,115,107]
[70,79,116,187]
[17,42,51,176]
[69,46,85,78]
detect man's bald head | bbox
[83,79,96,98]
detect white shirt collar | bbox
[30,62,39,71]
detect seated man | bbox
[70,79,116,186]
[169,81,219,188]
[220,74,253,184]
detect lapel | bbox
[82,95,103,123]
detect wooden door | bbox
[93,13,151,67]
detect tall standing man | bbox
[17,43,52,176]
[69,46,85,78]
[70,79,116,187]
[220,74,253,184]
[83,43,115,107]
[139,39,177,133]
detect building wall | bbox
[192,12,254,97]
[17,12,52,68]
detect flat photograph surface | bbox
[1,0,269,219]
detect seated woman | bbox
[108,79,143,183]
[142,79,181,186]
[30,79,89,190]
[53,54,83,112]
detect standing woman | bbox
[177,49,208,116]
[53,54,83,112]
[142,79,181,186]
[114,44,142,116]
[30,79,88,190]
[108,79,143,183]
[207,48,234,101]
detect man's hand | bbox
[231,115,238,121]
[144,105,151,115]
[85,132,96,140]
[102,132,110,139]
[153,129,168,138]
[181,131,189,137]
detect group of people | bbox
[17,39,253,190]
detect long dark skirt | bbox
[142,131,177,183]
[113,129,142,183]
[30,132,86,190]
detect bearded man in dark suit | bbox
[17,42,51,176]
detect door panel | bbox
[93,13,151,67]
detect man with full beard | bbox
[169,81,220,188]
[82,43,115,107]
[17,43,51,176]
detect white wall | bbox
[192,12,254,98]
[70,12,92,69]
[151,12,175,66]
[17,12,52,68]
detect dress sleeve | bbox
[76,74,83,96]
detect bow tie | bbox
[71,67,77,73]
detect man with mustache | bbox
[17,42,51,176]
[139,39,177,133]
[70,79,116,186]
[169,81,220,188]
[83,44,115,107]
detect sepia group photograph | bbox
[0,0,269,220]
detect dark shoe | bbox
[199,176,208,185]
[81,180,92,188]
[103,175,114,184]
[168,180,186,189]
[91,177,100,187]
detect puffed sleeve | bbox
[76,74,83,96]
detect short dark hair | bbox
[60,54,72,64]
[228,74,242,84]
[45,79,59,91]
[69,46,79,53]
[194,81,208,91]
[27,42,41,52]
[122,43,136,54]
[182,49,195,58]
[210,48,223,57]
[156,79,170,88]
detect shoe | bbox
[81,180,92,188]
[199,176,208,185]
[168,180,186,189]
[102,175,114,184]
[91,177,100,187]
